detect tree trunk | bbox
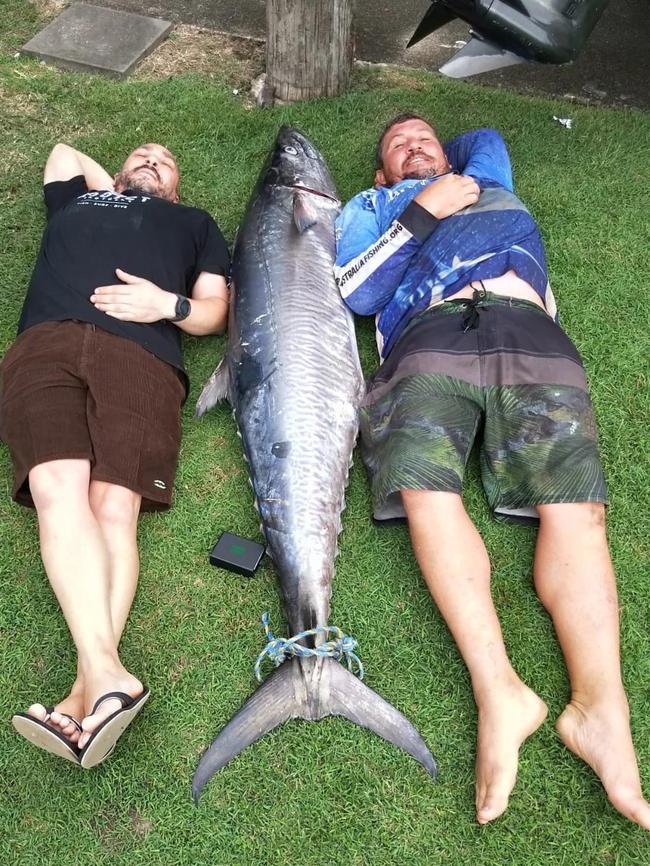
[266,0,353,103]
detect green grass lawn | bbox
[1,3,650,865]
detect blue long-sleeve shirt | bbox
[334,128,557,359]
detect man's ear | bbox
[374,168,387,188]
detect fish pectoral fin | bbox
[293,191,319,233]
[195,359,230,417]
[192,662,296,801]
[327,660,437,780]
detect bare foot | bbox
[78,667,143,750]
[475,680,548,825]
[557,696,650,830]
[26,677,86,745]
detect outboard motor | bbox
[408,0,610,78]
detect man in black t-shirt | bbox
[2,142,230,768]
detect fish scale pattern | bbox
[233,179,363,638]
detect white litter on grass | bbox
[232,89,239,95]
[553,115,573,129]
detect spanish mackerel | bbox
[193,127,436,800]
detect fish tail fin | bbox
[192,658,436,801]
[192,663,296,801]
[195,359,230,417]
[326,660,437,779]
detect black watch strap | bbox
[171,294,191,322]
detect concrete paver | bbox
[22,2,172,78]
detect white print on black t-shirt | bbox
[77,190,151,209]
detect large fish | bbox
[193,127,436,800]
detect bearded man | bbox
[2,143,229,767]
[334,114,650,830]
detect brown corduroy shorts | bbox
[0,320,185,510]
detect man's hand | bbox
[415,173,480,219]
[90,269,176,323]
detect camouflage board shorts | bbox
[361,293,607,523]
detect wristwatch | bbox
[171,294,191,322]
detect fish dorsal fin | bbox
[293,191,318,232]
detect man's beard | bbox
[114,168,161,196]
[403,166,440,181]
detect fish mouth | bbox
[291,184,340,204]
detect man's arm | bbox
[335,197,427,315]
[44,143,114,190]
[89,269,229,335]
[335,174,479,315]
[172,271,229,336]
[445,128,514,190]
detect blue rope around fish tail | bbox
[254,612,364,682]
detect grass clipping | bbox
[135,25,265,90]
[30,0,68,16]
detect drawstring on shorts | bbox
[461,281,488,331]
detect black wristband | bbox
[399,200,440,242]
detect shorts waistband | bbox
[400,290,550,341]
[442,291,549,315]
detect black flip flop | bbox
[79,689,150,769]
[56,709,83,735]
[12,706,82,765]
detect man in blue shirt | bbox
[335,114,650,829]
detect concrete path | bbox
[98,0,649,110]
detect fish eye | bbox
[283,145,298,155]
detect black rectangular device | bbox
[209,532,266,577]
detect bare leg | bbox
[88,479,141,640]
[535,502,650,830]
[402,490,547,824]
[66,480,144,747]
[27,460,142,749]
[32,480,143,742]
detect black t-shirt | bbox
[19,176,230,392]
